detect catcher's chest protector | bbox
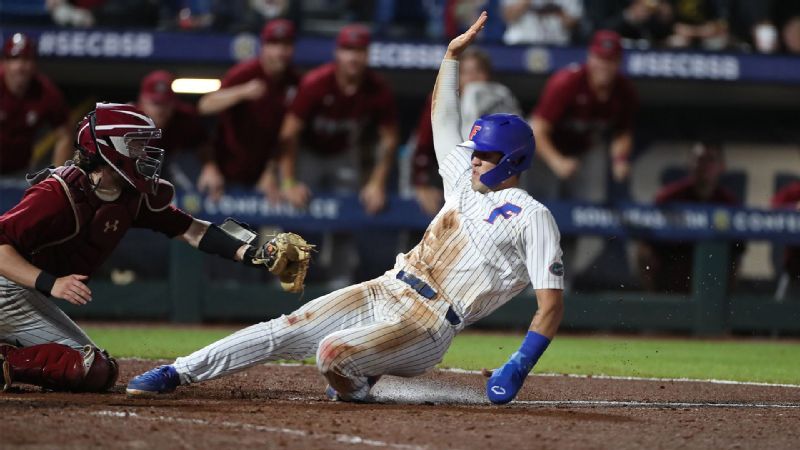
[29,166,142,276]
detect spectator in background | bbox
[781,16,800,54]
[771,179,800,301]
[530,30,637,203]
[137,70,213,190]
[587,0,674,47]
[665,0,730,50]
[411,48,521,216]
[500,0,583,45]
[445,0,506,42]
[1,33,72,175]
[637,142,743,294]
[197,18,299,201]
[279,24,398,213]
[278,24,399,286]
[726,0,779,53]
[529,30,637,286]
[47,0,158,28]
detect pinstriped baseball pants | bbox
[0,276,95,349]
[173,273,460,398]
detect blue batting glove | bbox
[486,331,550,405]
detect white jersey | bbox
[394,58,564,325]
[394,150,564,324]
[164,57,563,402]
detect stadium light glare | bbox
[171,78,221,94]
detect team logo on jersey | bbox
[469,125,481,140]
[549,261,564,277]
[485,202,522,224]
[103,219,119,233]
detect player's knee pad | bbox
[80,346,119,392]
[0,343,117,392]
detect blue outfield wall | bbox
[1,27,800,84]
[2,183,798,335]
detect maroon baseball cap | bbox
[261,19,296,43]
[589,30,623,60]
[2,33,36,59]
[336,24,371,49]
[140,70,176,105]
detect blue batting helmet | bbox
[459,113,536,187]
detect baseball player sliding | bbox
[128,11,565,405]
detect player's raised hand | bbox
[445,11,488,60]
[52,274,92,305]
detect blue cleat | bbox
[126,365,181,396]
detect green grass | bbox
[441,334,800,385]
[85,326,800,385]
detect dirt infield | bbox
[2,361,799,449]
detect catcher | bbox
[0,102,310,393]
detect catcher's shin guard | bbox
[0,343,118,392]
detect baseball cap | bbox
[336,24,371,49]
[2,33,36,59]
[261,19,296,43]
[140,70,176,105]
[589,30,623,60]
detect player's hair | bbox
[461,48,493,77]
[71,148,103,172]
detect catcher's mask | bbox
[75,102,165,194]
[458,113,535,188]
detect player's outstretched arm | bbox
[431,11,487,166]
[484,289,563,404]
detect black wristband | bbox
[242,245,259,267]
[35,271,57,297]
[198,224,246,261]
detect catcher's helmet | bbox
[459,113,535,187]
[75,102,164,194]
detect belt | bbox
[396,270,461,326]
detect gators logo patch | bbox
[469,125,481,140]
[549,261,564,277]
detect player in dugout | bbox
[0,102,296,392]
[128,12,566,406]
[1,33,72,175]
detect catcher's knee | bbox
[0,343,117,392]
[80,346,119,392]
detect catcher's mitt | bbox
[251,233,315,293]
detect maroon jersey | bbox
[655,177,738,206]
[0,69,69,174]
[771,181,800,275]
[214,59,299,185]
[411,93,439,187]
[533,64,638,156]
[145,100,210,168]
[650,177,740,293]
[290,63,397,156]
[0,165,193,277]
[146,100,208,156]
